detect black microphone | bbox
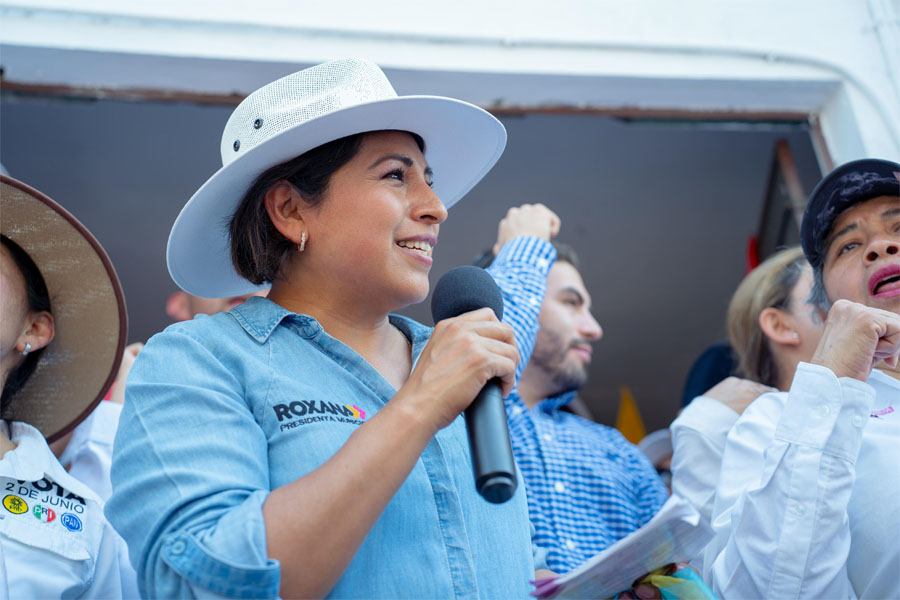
[431,266,517,504]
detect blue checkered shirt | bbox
[490,236,669,574]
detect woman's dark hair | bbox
[1,234,52,411]
[230,131,425,284]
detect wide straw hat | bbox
[1,175,127,442]
[167,57,507,298]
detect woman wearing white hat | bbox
[0,176,134,597]
[107,58,550,598]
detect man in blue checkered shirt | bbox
[482,205,669,574]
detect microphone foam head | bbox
[431,265,504,323]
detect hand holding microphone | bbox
[430,266,519,504]
[394,266,520,503]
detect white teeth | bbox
[397,240,433,254]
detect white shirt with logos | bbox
[0,419,130,599]
[704,364,900,599]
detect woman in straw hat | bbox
[1,175,134,597]
[107,58,552,598]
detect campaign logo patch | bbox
[61,512,83,532]
[33,504,56,523]
[3,494,28,515]
[273,400,368,431]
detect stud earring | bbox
[22,342,32,356]
[298,231,307,252]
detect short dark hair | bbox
[808,264,830,311]
[229,131,425,284]
[473,240,580,270]
[1,235,52,411]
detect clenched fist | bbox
[493,204,561,255]
[811,299,900,381]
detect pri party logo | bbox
[33,504,56,523]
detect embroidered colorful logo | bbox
[3,494,28,515]
[61,513,83,532]
[33,505,56,523]
[871,405,895,419]
[344,405,366,420]
[273,400,367,431]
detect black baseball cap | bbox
[801,158,900,270]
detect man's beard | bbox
[530,329,590,397]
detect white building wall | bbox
[2,0,899,165]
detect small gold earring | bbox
[298,231,307,252]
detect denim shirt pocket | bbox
[161,531,280,599]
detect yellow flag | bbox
[616,384,646,444]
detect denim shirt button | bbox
[170,540,186,555]
[300,323,322,337]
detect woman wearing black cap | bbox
[704,159,900,599]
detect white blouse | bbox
[670,394,740,532]
[704,364,900,599]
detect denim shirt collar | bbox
[230,296,313,343]
[229,296,431,356]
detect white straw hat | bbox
[167,58,507,298]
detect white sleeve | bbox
[670,395,739,530]
[63,402,122,502]
[706,363,874,599]
[116,532,140,599]
[80,521,127,599]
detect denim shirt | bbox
[107,237,554,599]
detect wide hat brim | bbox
[1,176,127,442]
[800,158,900,269]
[167,95,506,298]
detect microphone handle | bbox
[464,378,518,504]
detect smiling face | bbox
[529,261,603,397]
[299,130,447,313]
[822,195,900,313]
